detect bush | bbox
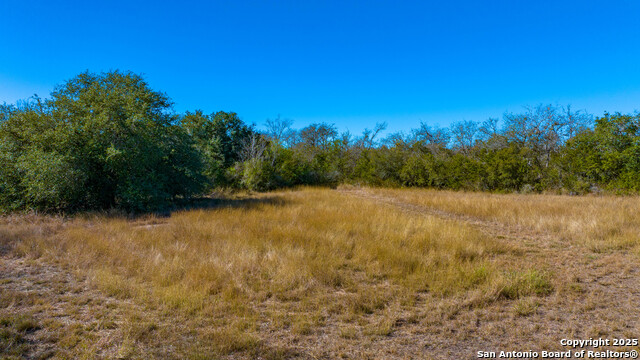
[241,159,273,192]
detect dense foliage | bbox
[0,71,204,212]
[1,71,639,212]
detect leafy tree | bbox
[563,113,640,191]
[0,71,204,212]
[181,110,253,187]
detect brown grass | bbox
[1,187,638,358]
[367,187,640,254]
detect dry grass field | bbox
[366,187,640,255]
[1,187,639,359]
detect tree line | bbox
[1,71,638,212]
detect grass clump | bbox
[513,298,540,317]
[500,269,553,300]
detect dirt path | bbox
[338,187,640,358]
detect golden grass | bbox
[368,187,640,254]
[1,188,549,357]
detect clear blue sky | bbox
[1,0,639,135]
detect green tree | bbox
[181,110,253,187]
[563,113,640,191]
[0,71,204,212]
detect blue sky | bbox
[1,0,639,135]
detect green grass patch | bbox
[500,269,553,299]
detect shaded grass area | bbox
[0,188,554,358]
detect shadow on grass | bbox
[0,194,289,222]
[75,195,289,220]
[168,194,288,215]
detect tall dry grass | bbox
[2,188,548,356]
[369,188,640,254]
